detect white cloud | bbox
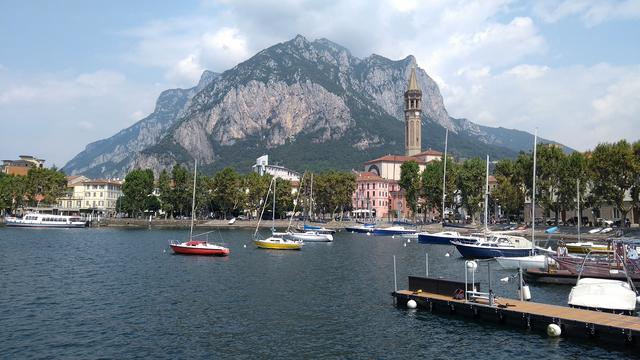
[443,63,640,150]
[0,70,126,105]
[534,0,640,26]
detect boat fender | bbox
[522,285,531,301]
[547,324,561,337]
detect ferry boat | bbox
[5,213,87,228]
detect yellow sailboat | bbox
[253,178,303,250]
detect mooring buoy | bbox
[547,323,561,337]
[407,299,417,309]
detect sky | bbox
[1,0,639,167]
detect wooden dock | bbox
[394,276,640,346]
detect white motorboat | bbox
[286,231,333,242]
[5,213,87,228]
[568,278,637,315]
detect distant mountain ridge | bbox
[63,35,570,178]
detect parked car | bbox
[596,218,614,227]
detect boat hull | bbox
[453,242,532,259]
[496,255,549,269]
[287,232,333,242]
[372,228,416,236]
[254,240,303,250]
[170,244,230,256]
[418,233,455,245]
[345,226,374,233]
[5,222,87,228]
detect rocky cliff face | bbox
[63,35,567,178]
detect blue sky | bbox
[1,0,639,167]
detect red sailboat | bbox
[170,160,230,256]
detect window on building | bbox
[77,200,81,206]
[373,200,376,206]
[373,183,376,189]
[367,183,370,190]
[100,192,103,197]
[373,191,375,197]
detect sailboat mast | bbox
[484,155,489,232]
[531,129,538,253]
[272,177,277,231]
[577,179,581,241]
[442,128,448,225]
[189,160,198,241]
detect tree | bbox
[171,165,192,217]
[209,167,243,219]
[121,169,155,217]
[457,158,485,224]
[535,145,565,225]
[590,141,637,227]
[492,158,521,222]
[25,167,67,206]
[313,171,356,220]
[243,172,271,219]
[399,161,420,221]
[421,159,456,221]
[157,169,173,218]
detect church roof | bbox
[364,154,419,165]
[408,67,419,91]
[412,149,443,157]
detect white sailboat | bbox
[284,173,333,242]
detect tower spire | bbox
[404,65,422,156]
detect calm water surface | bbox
[0,227,633,359]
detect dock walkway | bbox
[394,276,640,345]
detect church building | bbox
[352,66,443,220]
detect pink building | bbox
[352,172,409,220]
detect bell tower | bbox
[404,66,422,156]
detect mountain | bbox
[63,35,570,178]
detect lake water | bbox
[0,227,632,359]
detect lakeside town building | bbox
[55,176,124,217]
[1,155,45,176]
[252,155,301,182]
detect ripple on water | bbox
[0,228,632,359]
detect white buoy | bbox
[445,252,450,257]
[367,232,371,236]
[500,276,509,283]
[547,323,561,337]
[407,239,411,243]
[407,299,417,309]
[403,243,407,247]
[466,260,478,270]
[243,244,247,248]
[392,235,395,239]
[519,285,532,301]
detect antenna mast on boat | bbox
[189,160,198,241]
[577,179,581,242]
[531,129,538,255]
[484,154,489,233]
[442,128,448,226]
[272,177,277,232]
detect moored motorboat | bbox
[372,226,416,236]
[451,234,533,259]
[345,223,375,233]
[286,231,333,242]
[568,278,638,315]
[417,231,480,245]
[170,240,230,256]
[302,224,336,234]
[5,212,87,228]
